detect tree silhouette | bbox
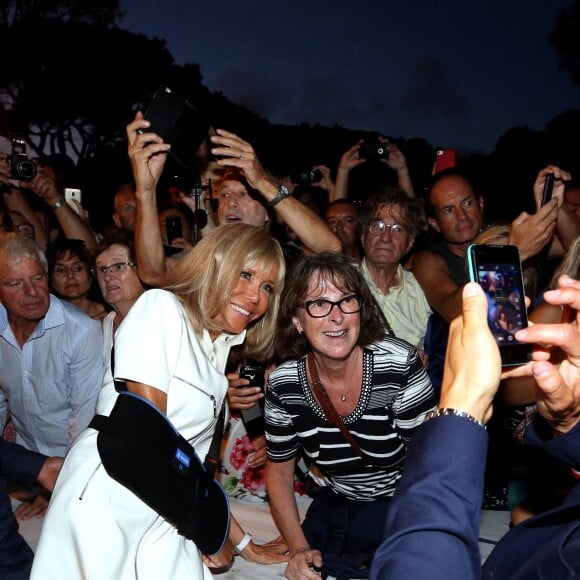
[549,0,580,84]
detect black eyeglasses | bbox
[300,294,362,318]
[91,261,135,277]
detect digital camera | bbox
[10,138,36,181]
[290,169,323,185]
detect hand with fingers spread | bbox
[210,129,270,192]
[502,274,580,434]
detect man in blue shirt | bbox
[0,233,104,517]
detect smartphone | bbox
[138,86,209,169]
[239,365,265,439]
[165,216,183,245]
[467,244,531,367]
[64,188,82,214]
[541,173,554,206]
[358,140,390,161]
[434,149,458,173]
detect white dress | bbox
[31,289,244,579]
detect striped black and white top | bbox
[265,336,436,501]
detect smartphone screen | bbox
[467,244,531,366]
[165,216,182,245]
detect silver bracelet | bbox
[234,532,252,554]
[424,408,486,430]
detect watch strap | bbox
[268,185,289,208]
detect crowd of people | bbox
[0,108,579,580]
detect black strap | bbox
[102,342,226,477]
[203,402,225,476]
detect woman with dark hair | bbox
[46,238,107,320]
[265,253,436,580]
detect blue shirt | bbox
[0,295,105,455]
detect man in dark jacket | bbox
[0,437,62,579]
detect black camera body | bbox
[291,169,323,185]
[10,139,36,181]
[359,141,390,161]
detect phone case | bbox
[140,87,209,169]
[435,149,458,173]
[64,188,82,215]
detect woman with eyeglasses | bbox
[264,253,436,580]
[92,229,146,334]
[46,237,108,320]
[87,229,148,414]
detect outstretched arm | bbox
[371,283,501,579]
[126,112,171,286]
[211,130,340,254]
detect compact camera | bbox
[359,141,390,161]
[10,139,36,181]
[290,169,323,185]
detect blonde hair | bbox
[162,224,285,360]
[550,236,580,289]
[474,224,510,246]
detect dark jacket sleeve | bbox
[481,420,580,580]
[370,415,488,580]
[0,436,47,488]
[524,415,580,468]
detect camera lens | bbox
[310,169,323,182]
[12,159,36,181]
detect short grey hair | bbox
[0,232,48,273]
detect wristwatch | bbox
[424,408,486,430]
[268,184,290,208]
[50,198,66,210]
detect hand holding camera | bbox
[358,139,391,161]
[9,139,36,181]
[0,139,37,190]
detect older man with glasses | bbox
[358,188,431,356]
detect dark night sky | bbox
[120,0,579,154]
